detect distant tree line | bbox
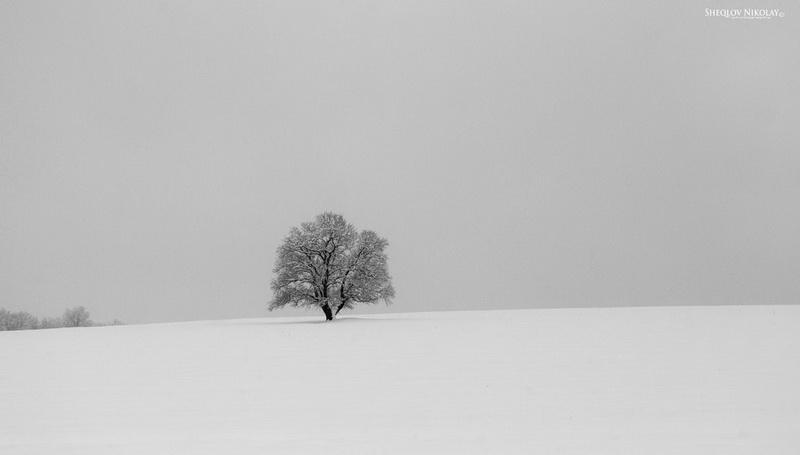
[0,306,124,331]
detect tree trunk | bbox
[336,285,348,316]
[334,302,347,316]
[321,304,333,321]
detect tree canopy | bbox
[270,213,394,320]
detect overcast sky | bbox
[1,1,798,323]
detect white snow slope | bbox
[1,306,799,454]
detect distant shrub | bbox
[39,317,64,329]
[91,319,125,327]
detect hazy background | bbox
[1,1,798,323]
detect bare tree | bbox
[270,213,394,320]
[62,306,92,327]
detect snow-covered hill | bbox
[1,306,798,454]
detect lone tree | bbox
[270,212,395,320]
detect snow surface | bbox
[1,306,799,454]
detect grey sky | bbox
[1,1,798,323]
